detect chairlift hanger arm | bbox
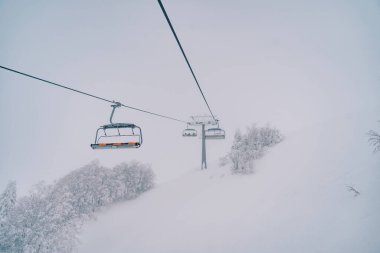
[110,102,122,124]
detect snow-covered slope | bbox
[78,112,380,253]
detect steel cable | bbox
[0,65,187,123]
[157,0,217,121]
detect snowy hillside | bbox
[78,112,380,253]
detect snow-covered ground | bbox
[78,111,380,253]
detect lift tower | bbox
[187,116,219,169]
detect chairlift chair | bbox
[205,121,225,140]
[182,124,197,137]
[91,103,143,149]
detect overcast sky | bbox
[1,0,379,194]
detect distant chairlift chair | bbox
[91,103,142,149]
[182,124,197,137]
[205,121,225,140]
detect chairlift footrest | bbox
[91,142,141,149]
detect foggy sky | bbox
[1,0,379,194]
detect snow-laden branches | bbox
[0,161,155,253]
[368,129,380,153]
[0,181,16,224]
[222,124,283,174]
[0,181,16,252]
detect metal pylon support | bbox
[187,115,218,170]
[201,124,207,169]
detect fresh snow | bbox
[78,112,380,253]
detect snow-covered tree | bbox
[113,161,155,200]
[0,182,79,253]
[0,161,155,253]
[259,125,283,147]
[0,181,16,224]
[223,124,283,174]
[0,181,17,252]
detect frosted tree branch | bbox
[368,129,380,153]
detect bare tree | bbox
[368,129,380,153]
[346,185,360,197]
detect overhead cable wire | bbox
[0,65,187,123]
[157,0,217,121]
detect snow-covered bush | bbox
[0,161,155,253]
[222,124,283,174]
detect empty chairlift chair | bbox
[205,122,225,140]
[182,124,197,137]
[91,103,143,149]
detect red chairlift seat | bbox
[91,142,140,149]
